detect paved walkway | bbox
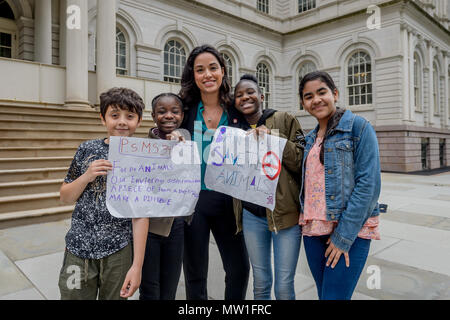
[0,172,449,300]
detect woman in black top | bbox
[179,44,249,300]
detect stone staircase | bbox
[0,103,154,229]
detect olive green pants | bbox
[58,244,132,300]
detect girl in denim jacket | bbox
[298,71,381,300]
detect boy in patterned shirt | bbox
[58,87,149,299]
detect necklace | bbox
[203,107,222,122]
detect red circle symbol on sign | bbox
[262,151,281,181]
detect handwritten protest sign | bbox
[204,126,287,211]
[106,136,201,218]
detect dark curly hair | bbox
[179,44,232,110]
[234,74,262,95]
[99,87,144,120]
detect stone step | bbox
[0,157,73,170]
[0,147,77,158]
[0,103,100,118]
[0,192,62,214]
[0,127,151,139]
[0,167,68,182]
[0,138,89,148]
[0,179,63,197]
[0,132,150,147]
[0,111,105,124]
[0,119,153,130]
[0,104,154,121]
[0,111,154,125]
[0,205,74,229]
[0,129,106,139]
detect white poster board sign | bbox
[106,136,201,218]
[204,126,287,211]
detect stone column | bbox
[444,52,449,128]
[65,0,90,107]
[34,0,52,64]
[401,24,409,123]
[427,40,434,125]
[59,0,67,66]
[408,30,415,122]
[96,0,117,103]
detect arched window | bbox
[413,52,422,111]
[347,51,372,106]
[298,61,317,110]
[220,52,234,87]
[433,61,439,115]
[256,62,270,109]
[164,39,186,83]
[0,2,14,19]
[257,0,269,14]
[0,1,15,59]
[116,27,128,75]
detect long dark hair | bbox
[179,44,232,110]
[299,70,346,165]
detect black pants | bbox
[139,217,184,300]
[183,190,249,300]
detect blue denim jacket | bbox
[299,110,381,252]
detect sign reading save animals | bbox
[204,126,287,211]
[106,136,201,218]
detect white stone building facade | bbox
[0,0,449,172]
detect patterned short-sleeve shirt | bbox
[64,139,132,259]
